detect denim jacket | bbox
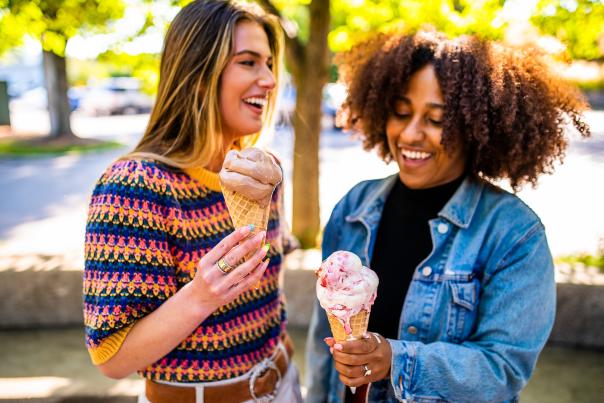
[306,175,556,403]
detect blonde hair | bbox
[128,0,283,168]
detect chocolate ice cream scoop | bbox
[219,148,282,208]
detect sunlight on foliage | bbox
[0,0,125,56]
[532,0,604,60]
[329,0,507,52]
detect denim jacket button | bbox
[422,266,432,277]
[407,325,418,334]
[437,223,449,234]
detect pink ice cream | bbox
[316,251,379,334]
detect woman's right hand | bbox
[190,225,270,312]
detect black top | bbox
[368,176,464,339]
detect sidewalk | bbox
[1,326,603,402]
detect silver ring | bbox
[217,257,234,274]
[363,364,372,377]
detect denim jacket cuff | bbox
[388,338,417,402]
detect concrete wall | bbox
[1,254,602,350]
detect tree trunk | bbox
[42,50,73,138]
[291,0,330,248]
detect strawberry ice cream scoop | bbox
[316,251,379,334]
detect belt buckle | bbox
[249,358,282,402]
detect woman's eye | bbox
[429,118,443,126]
[394,112,410,119]
[239,60,255,67]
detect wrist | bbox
[181,281,217,321]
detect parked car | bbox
[78,77,153,116]
[9,86,82,112]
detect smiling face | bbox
[219,20,276,143]
[386,64,466,189]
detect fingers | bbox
[338,373,369,388]
[335,337,377,355]
[329,333,393,386]
[202,224,255,263]
[220,242,270,288]
[224,256,270,300]
[334,361,367,379]
[332,350,373,366]
[222,231,267,268]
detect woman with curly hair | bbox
[306,30,590,403]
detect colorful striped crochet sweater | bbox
[83,158,293,382]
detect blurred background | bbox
[0,0,603,402]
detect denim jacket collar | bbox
[345,174,484,229]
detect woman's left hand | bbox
[324,332,392,388]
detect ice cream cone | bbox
[221,187,271,236]
[327,309,370,343]
[327,310,371,395]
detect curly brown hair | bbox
[337,31,591,190]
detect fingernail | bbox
[262,258,270,266]
[240,225,251,235]
[323,337,331,343]
[334,344,343,351]
[262,243,270,253]
[363,333,371,339]
[329,347,334,354]
[248,224,255,231]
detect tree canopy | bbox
[531,0,604,60]
[0,0,125,56]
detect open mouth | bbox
[400,148,432,162]
[243,97,267,113]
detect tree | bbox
[0,0,125,138]
[531,0,604,60]
[257,0,330,249]
[257,0,507,248]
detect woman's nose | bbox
[398,118,425,144]
[258,65,276,90]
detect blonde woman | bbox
[83,1,302,402]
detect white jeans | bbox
[138,363,303,403]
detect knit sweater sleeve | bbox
[83,159,178,364]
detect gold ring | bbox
[217,257,234,274]
[363,364,372,377]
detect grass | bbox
[0,136,124,157]
[576,80,604,92]
[556,253,604,273]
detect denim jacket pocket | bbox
[446,279,480,343]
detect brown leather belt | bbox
[145,334,294,403]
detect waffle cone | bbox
[221,187,270,235]
[327,309,370,343]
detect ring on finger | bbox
[217,257,235,274]
[363,364,372,377]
